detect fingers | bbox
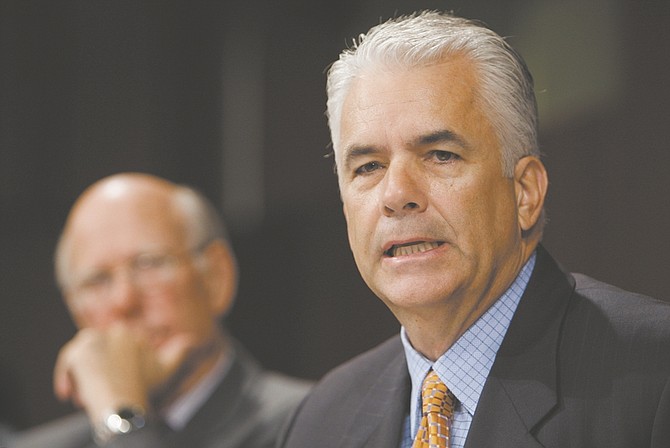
[51,326,152,422]
[53,341,75,402]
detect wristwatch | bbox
[94,405,147,445]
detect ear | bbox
[514,156,548,232]
[201,240,238,318]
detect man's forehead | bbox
[68,193,185,252]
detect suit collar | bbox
[466,246,575,447]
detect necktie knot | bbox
[421,371,454,417]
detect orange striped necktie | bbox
[412,370,456,448]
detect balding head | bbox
[55,173,228,293]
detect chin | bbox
[379,289,450,312]
[375,274,451,300]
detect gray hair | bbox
[326,10,539,176]
[173,185,229,249]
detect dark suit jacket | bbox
[280,246,670,447]
[13,343,311,448]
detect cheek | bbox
[343,199,357,236]
[435,177,514,241]
[150,281,212,326]
[344,202,371,251]
[469,187,519,245]
[142,288,187,318]
[72,305,114,329]
[342,206,371,278]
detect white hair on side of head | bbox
[172,186,232,275]
[326,10,539,177]
[172,185,229,250]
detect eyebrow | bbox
[342,145,377,169]
[413,129,470,149]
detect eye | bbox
[134,253,173,271]
[429,150,459,162]
[355,161,384,175]
[79,271,112,292]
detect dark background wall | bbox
[1,0,668,429]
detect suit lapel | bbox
[465,246,575,448]
[339,339,410,447]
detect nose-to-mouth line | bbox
[384,241,444,257]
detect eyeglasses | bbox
[68,243,209,304]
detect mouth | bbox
[384,241,444,257]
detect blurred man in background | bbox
[15,173,310,448]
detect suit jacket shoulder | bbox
[10,413,93,448]
[280,336,409,448]
[468,246,670,448]
[179,342,312,448]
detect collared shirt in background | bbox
[162,348,234,430]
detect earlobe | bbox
[514,156,548,232]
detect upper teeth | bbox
[392,241,440,257]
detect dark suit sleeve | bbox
[103,421,172,448]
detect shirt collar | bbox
[161,346,234,430]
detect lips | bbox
[384,241,443,257]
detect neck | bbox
[398,245,536,361]
[398,303,483,361]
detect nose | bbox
[106,269,142,318]
[380,161,427,216]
